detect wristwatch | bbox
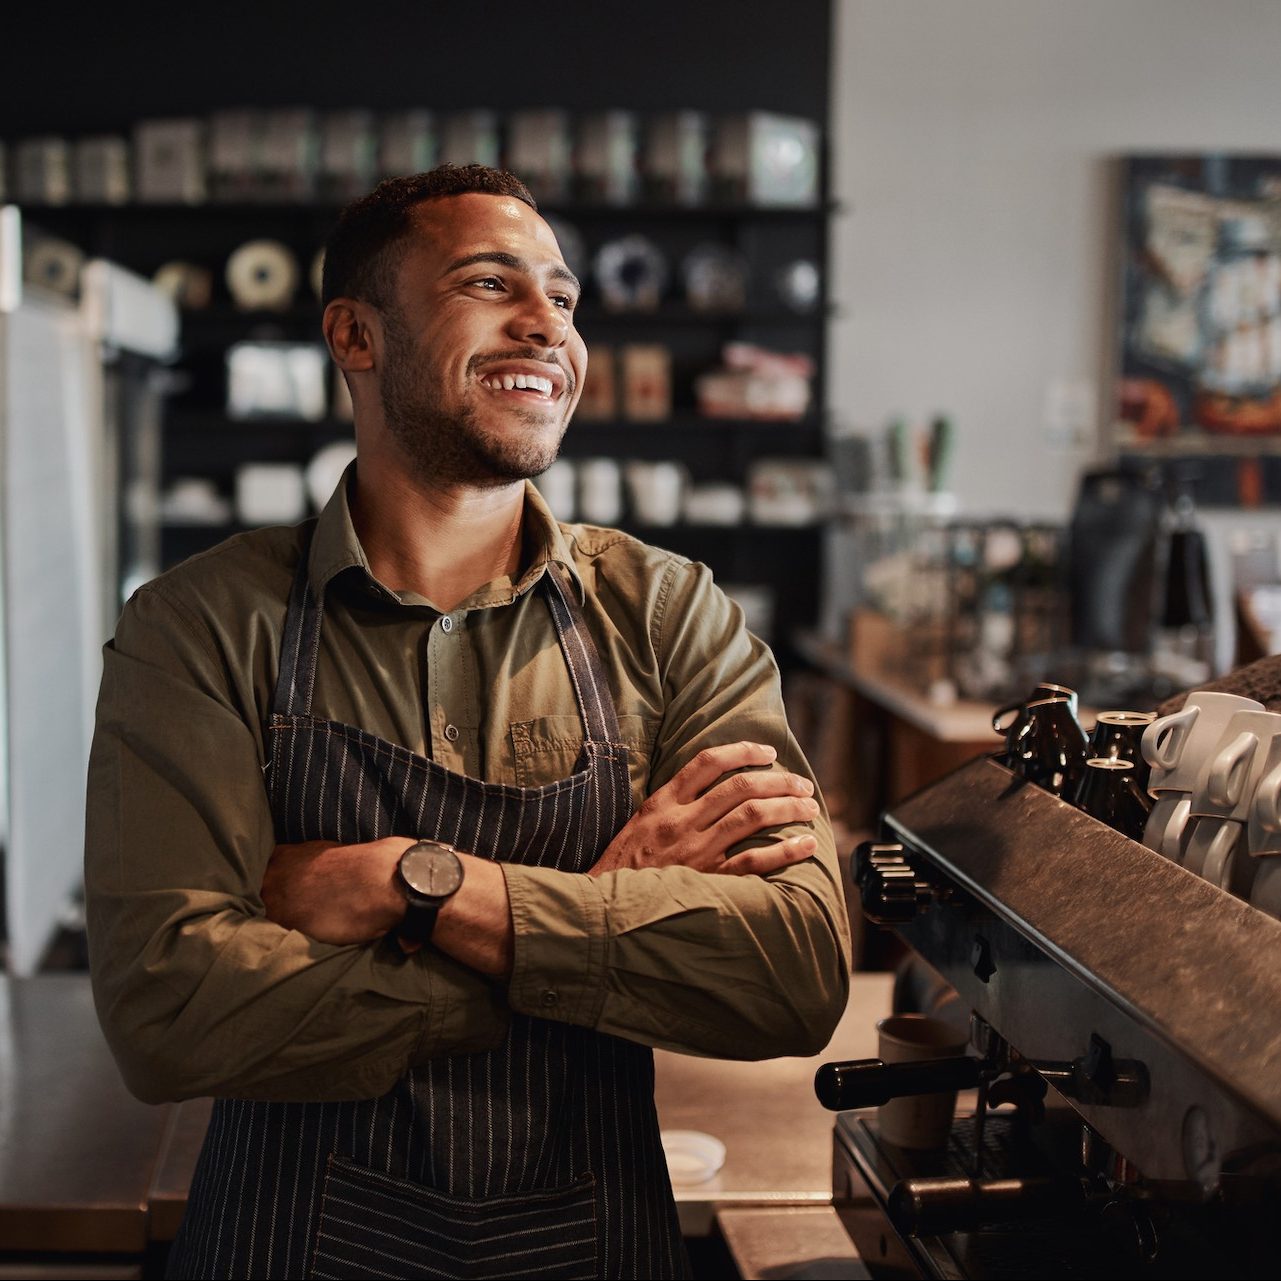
[396,839,465,943]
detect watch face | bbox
[401,841,464,899]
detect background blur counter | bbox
[0,972,889,1279]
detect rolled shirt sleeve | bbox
[86,587,510,1105]
[503,559,851,1059]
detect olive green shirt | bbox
[85,472,850,1104]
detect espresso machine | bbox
[819,756,1281,1278]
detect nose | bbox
[507,289,570,348]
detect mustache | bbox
[469,348,575,395]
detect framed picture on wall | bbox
[1117,155,1281,505]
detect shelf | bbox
[21,200,837,221]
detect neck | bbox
[350,451,527,612]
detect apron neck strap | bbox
[541,564,624,747]
[273,527,323,718]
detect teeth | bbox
[483,373,555,395]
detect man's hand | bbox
[261,836,407,944]
[589,741,819,879]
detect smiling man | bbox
[85,166,850,1280]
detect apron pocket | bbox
[310,1155,598,1280]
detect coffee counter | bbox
[0,972,889,1275]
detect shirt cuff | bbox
[502,864,608,1028]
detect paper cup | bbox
[876,1014,968,1150]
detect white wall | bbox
[830,0,1281,521]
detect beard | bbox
[378,312,569,488]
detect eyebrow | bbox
[442,251,581,295]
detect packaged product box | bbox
[134,119,206,204]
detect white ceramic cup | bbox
[625,461,687,526]
[1249,855,1281,919]
[1181,816,1255,896]
[1188,710,1281,821]
[1142,691,1265,795]
[1248,742,1281,857]
[577,458,623,524]
[535,459,577,520]
[876,1014,968,1150]
[1142,793,1193,862]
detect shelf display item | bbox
[594,235,668,311]
[574,344,616,422]
[153,261,214,311]
[643,112,709,206]
[576,111,639,206]
[235,462,307,525]
[73,137,130,204]
[225,239,300,311]
[318,110,377,200]
[506,110,573,203]
[23,233,84,298]
[534,459,576,520]
[543,214,586,279]
[133,118,206,204]
[440,110,501,169]
[621,344,672,421]
[694,342,813,421]
[305,441,357,511]
[682,483,745,526]
[577,457,624,524]
[681,243,748,313]
[14,137,72,205]
[625,461,687,526]
[259,109,319,201]
[208,110,263,201]
[160,477,232,526]
[710,112,819,207]
[226,341,327,421]
[747,458,833,526]
[722,584,775,643]
[378,110,438,180]
[775,258,821,313]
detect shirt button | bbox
[540,989,559,1007]
[444,723,460,742]
[440,615,453,633]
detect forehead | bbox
[405,193,565,268]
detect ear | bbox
[323,299,376,373]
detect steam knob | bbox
[854,841,940,924]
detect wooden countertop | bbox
[0,975,171,1253]
[1,971,892,1252]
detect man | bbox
[86,165,849,1280]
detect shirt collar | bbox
[309,462,584,609]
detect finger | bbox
[694,768,814,828]
[720,833,819,877]
[712,794,821,847]
[664,742,778,804]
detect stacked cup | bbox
[992,683,1088,798]
[1139,692,1281,911]
[1070,712,1156,841]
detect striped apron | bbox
[168,545,686,1280]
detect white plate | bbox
[660,1129,726,1185]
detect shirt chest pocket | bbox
[510,714,657,810]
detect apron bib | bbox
[168,541,685,1279]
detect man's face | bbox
[375,192,586,488]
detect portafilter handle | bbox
[814,1055,982,1111]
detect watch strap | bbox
[399,899,442,944]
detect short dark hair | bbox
[321,164,538,310]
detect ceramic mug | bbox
[1247,741,1281,857]
[1072,758,1151,841]
[1004,696,1089,796]
[1189,710,1281,822]
[1142,691,1265,795]
[992,683,1080,737]
[1088,711,1155,792]
[1249,855,1281,920]
[1142,793,1193,862]
[1181,816,1255,897]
